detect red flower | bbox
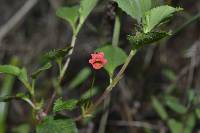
[89,52,107,70]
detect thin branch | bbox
[108,120,161,130]
[44,91,56,114]
[0,0,38,43]
[59,34,77,81]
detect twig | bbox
[98,94,110,133]
[59,35,77,81]
[0,0,38,43]
[108,120,160,130]
[44,91,56,114]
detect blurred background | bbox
[0,0,200,133]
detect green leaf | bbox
[195,108,200,119]
[142,5,183,33]
[151,96,168,120]
[0,65,32,94]
[68,67,91,89]
[165,96,187,114]
[12,124,30,133]
[187,90,195,103]
[56,6,79,32]
[113,0,152,22]
[18,68,29,84]
[167,119,183,133]
[0,65,20,76]
[127,31,170,49]
[31,63,52,79]
[36,116,78,133]
[0,93,27,102]
[53,98,78,113]
[18,68,32,94]
[162,69,176,81]
[79,0,99,23]
[184,114,195,133]
[80,87,99,100]
[96,45,128,76]
[43,47,72,62]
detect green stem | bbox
[98,14,121,133]
[59,34,77,81]
[112,15,121,47]
[0,58,19,133]
[44,22,83,115]
[59,22,83,82]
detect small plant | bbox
[151,69,199,133]
[0,0,183,132]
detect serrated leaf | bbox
[167,119,183,133]
[113,0,152,22]
[56,6,79,32]
[79,0,99,23]
[68,67,91,89]
[31,63,52,79]
[165,96,187,114]
[151,96,168,120]
[53,98,78,113]
[128,31,170,49]
[142,5,183,33]
[96,45,128,76]
[36,116,78,133]
[43,47,72,62]
[0,65,20,76]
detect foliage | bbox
[0,0,186,132]
[36,116,78,133]
[96,45,127,76]
[53,98,78,113]
[68,67,91,89]
[127,31,170,49]
[142,6,183,33]
[113,0,152,22]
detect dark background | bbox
[0,0,200,132]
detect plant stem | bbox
[0,58,19,133]
[112,15,120,47]
[99,14,121,132]
[60,22,83,82]
[74,49,137,121]
[59,34,77,81]
[45,23,83,115]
